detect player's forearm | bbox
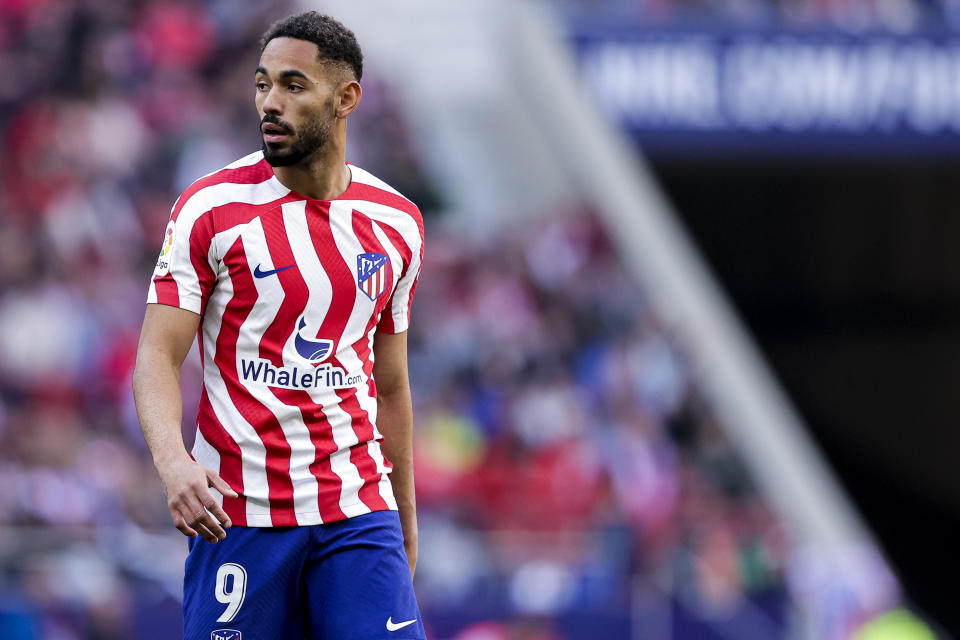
[132,347,191,468]
[377,387,417,544]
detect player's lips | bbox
[261,123,291,143]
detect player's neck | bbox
[272,139,351,201]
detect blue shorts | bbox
[182,510,425,640]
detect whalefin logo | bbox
[237,315,364,390]
[357,252,391,301]
[212,631,240,640]
[294,317,334,362]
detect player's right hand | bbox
[157,455,239,543]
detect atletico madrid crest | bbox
[357,252,390,301]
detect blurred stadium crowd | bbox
[407,214,801,639]
[0,1,898,639]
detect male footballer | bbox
[132,12,425,639]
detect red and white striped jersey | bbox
[146,151,424,527]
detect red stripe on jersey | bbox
[154,278,180,307]
[153,181,292,314]
[171,160,274,222]
[306,203,388,513]
[403,254,422,328]
[215,237,297,526]
[408,277,421,310]
[197,389,247,524]
[259,207,346,523]
[349,183,421,222]
[349,181,423,313]
[376,222,414,273]
[190,212,217,316]
[372,220,416,333]
[352,212,397,319]
[351,211,399,467]
[212,195,298,231]
[256,207,305,367]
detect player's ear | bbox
[336,80,361,119]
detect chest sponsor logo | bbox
[357,252,391,301]
[294,318,333,361]
[212,631,241,640]
[239,315,365,390]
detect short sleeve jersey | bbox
[147,151,424,527]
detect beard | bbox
[260,111,334,167]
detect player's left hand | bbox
[157,453,238,543]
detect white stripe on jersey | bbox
[192,427,223,504]
[362,319,400,511]
[370,220,404,295]
[328,201,398,510]
[349,165,408,199]
[201,263,273,526]
[150,177,289,313]
[191,151,265,185]
[283,200,370,519]
[342,201,423,332]
[240,215,323,525]
[226,151,268,169]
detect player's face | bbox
[255,37,338,167]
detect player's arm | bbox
[132,303,238,543]
[373,330,418,577]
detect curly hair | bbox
[260,12,363,81]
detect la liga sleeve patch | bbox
[155,219,176,276]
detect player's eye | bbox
[288,84,305,93]
[256,81,269,91]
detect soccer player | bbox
[132,12,425,640]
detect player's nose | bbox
[261,86,283,115]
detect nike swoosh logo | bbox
[386,617,417,631]
[253,264,293,278]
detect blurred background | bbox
[0,0,955,638]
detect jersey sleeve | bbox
[146,201,218,315]
[377,217,424,334]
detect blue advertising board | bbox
[574,28,960,155]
